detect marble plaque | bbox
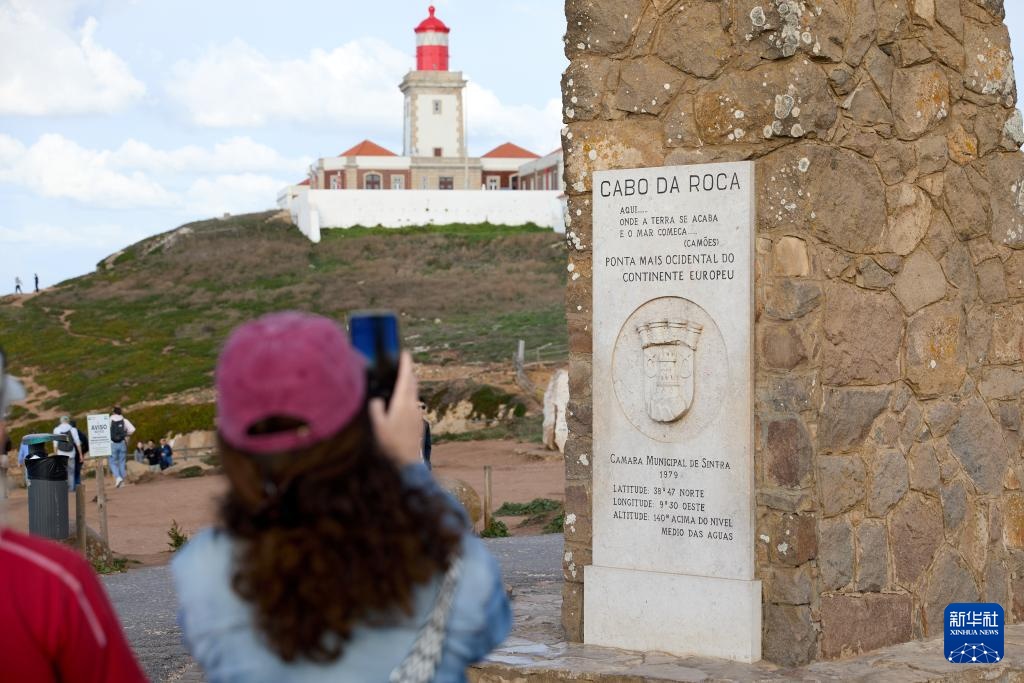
[586,161,759,661]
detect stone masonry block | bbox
[820,594,913,658]
[768,512,818,566]
[562,580,584,642]
[763,603,817,666]
[563,482,592,547]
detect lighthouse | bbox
[400,5,466,161]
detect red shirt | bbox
[0,528,147,682]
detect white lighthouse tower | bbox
[400,6,466,159]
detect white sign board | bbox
[87,414,112,458]
[585,161,760,662]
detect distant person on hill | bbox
[69,418,88,491]
[172,312,510,682]
[52,416,81,491]
[0,346,148,682]
[33,273,39,292]
[108,407,135,488]
[13,277,21,294]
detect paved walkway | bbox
[101,534,564,682]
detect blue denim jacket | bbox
[171,464,511,683]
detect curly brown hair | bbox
[218,409,463,663]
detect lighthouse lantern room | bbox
[401,5,466,159]
[415,5,450,71]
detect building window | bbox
[391,175,405,190]
[433,147,443,157]
[486,176,499,190]
[421,177,429,189]
[329,175,341,189]
[433,99,442,114]
[439,176,454,190]
[364,173,382,190]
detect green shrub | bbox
[542,513,565,535]
[495,498,561,516]
[480,519,510,538]
[433,414,543,445]
[176,465,205,479]
[167,520,189,551]
[92,556,129,574]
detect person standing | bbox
[14,277,21,294]
[419,399,432,471]
[69,419,88,491]
[0,346,147,682]
[17,437,29,489]
[33,273,39,292]
[108,407,135,488]
[52,417,81,491]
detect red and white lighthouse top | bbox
[415,6,450,71]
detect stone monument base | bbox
[584,566,762,663]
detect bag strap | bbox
[389,554,463,683]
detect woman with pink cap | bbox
[172,312,510,682]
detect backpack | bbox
[55,428,76,454]
[111,419,127,443]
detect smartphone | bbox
[348,310,401,403]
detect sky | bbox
[1,2,1023,288]
[0,0,567,287]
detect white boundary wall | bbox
[290,190,565,242]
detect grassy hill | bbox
[0,212,567,443]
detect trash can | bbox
[24,434,70,540]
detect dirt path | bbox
[1,439,565,566]
[1,290,41,308]
[57,308,123,346]
[11,367,62,423]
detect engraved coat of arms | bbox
[636,320,703,423]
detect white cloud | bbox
[0,0,145,115]
[166,38,409,128]
[109,137,309,175]
[185,173,285,216]
[0,222,153,249]
[0,133,305,209]
[0,133,173,208]
[465,82,562,155]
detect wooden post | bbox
[513,340,542,406]
[76,484,87,555]
[483,465,493,531]
[96,461,109,544]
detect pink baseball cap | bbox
[216,311,366,454]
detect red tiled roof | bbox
[339,140,398,157]
[482,142,540,159]
[298,178,310,185]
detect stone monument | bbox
[562,0,1024,665]
[587,162,760,661]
